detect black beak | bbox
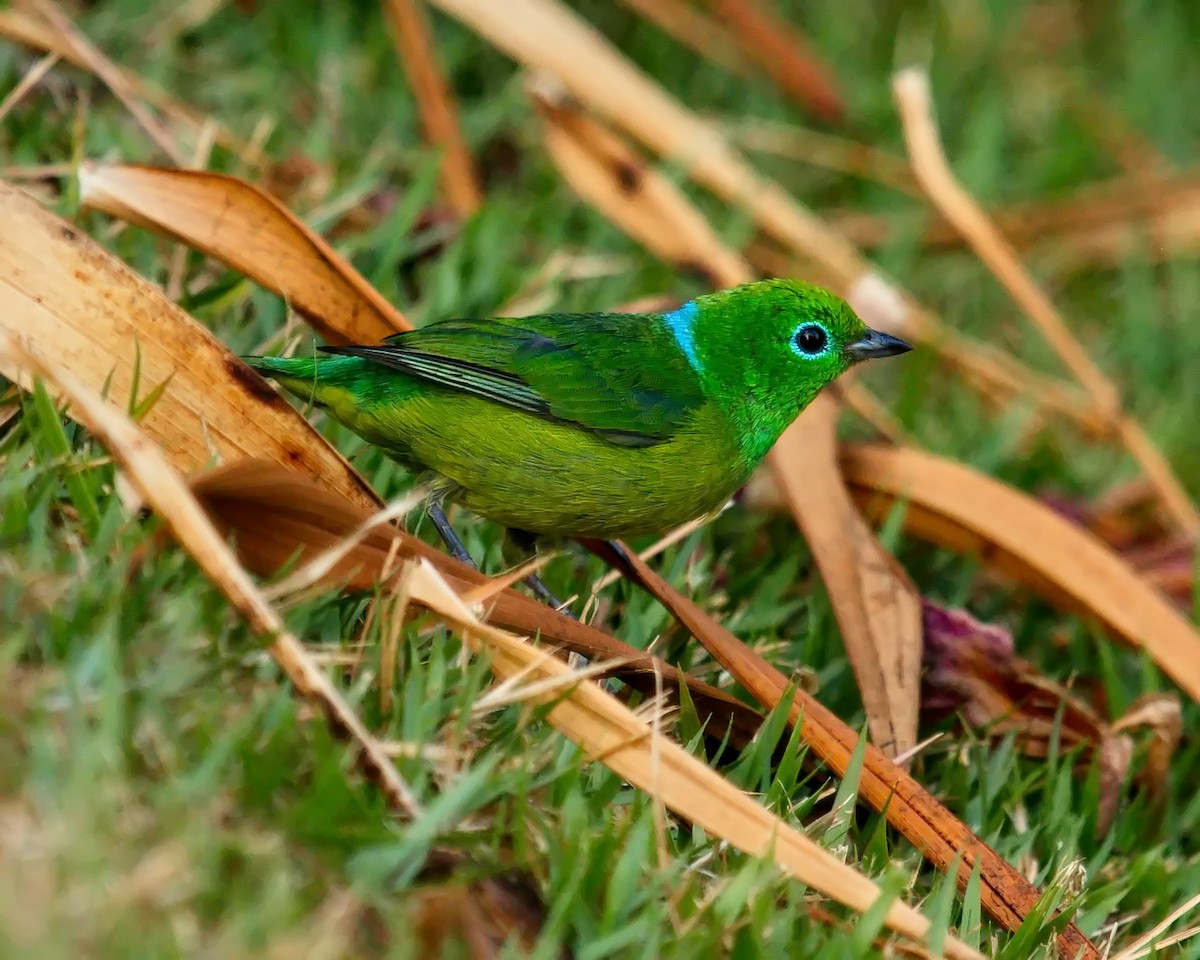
[846,329,912,362]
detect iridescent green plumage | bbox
[243,279,909,538]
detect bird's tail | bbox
[241,354,332,407]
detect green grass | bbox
[2,0,1200,956]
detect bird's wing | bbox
[322,313,706,447]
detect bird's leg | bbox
[507,528,577,620]
[426,497,475,568]
[424,504,577,621]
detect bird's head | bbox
[689,279,911,458]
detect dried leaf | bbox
[921,601,1108,757]
[78,164,408,344]
[769,399,923,759]
[921,601,1182,835]
[1042,487,1196,611]
[579,540,1100,960]
[842,444,1200,704]
[0,179,376,509]
[1110,693,1182,814]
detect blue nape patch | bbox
[663,301,703,372]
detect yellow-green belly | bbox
[328,387,750,538]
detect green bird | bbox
[243,279,909,599]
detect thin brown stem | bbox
[382,0,482,217]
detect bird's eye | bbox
[793,323,829,357]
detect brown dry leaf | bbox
[922,600,1116,830]
[0,179,376,509]
[1109,692,1183,820]
[0,332,421,817]
[189,458,766,749]
[841,444,1200,704]
[400,557,981,959]
[533,86,923,760]
[1042,486,1197,611]
[77,164,408,344]
[579,539,1100,960]
[921,601,1182,835]
[769,399,923,759]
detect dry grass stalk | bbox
[701,0,844,123]
[1109,891,1200,960]
[382,0,482,217]
[0,332,423,818]
[0,50,59,125]
[721,116,917,195]
[893,69,1199,536]
[401,558,982,959]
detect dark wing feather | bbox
[322,346,551,416]
[322,313,704,446]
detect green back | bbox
[324,312,707,447]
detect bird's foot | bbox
[427,507,577,619]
